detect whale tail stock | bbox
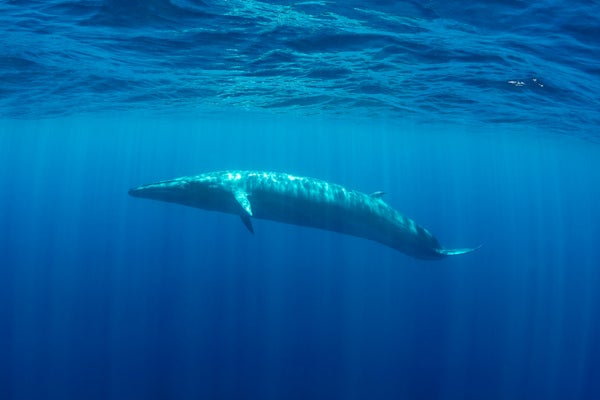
[436,245,482,257]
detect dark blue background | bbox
[2,0,600,398]
[1,114,599,399]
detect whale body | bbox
[129,170,479,260]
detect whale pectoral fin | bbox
[234,190,253,216]
[233,190,254,233]
[369,191,386,199]
[240,215,254,234]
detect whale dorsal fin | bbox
[240,215,254,234]
[234,190,253,216]
[369,191,386,199]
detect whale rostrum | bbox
[129,170,480,260]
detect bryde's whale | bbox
[129,170,479,260]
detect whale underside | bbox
[129,170,480,260]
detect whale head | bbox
[128,175,236,212]
[128,178,191,202]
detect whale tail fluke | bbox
[436,245,482,257]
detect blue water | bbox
[1,1,600,400]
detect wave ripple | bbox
[1,0,599,139]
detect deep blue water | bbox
[1,1,600,400]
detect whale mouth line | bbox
[128,186,147,196]
[128,186,163,197]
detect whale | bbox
[128,170,480,260]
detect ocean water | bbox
[1,1,600,400]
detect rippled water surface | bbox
[2,0,600,139]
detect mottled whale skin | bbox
[129,170,479,260]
